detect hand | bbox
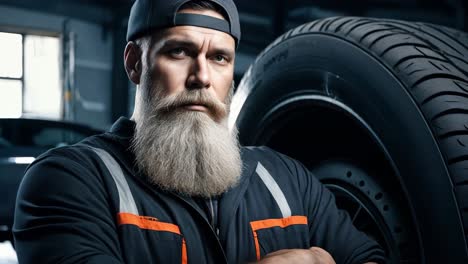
[254,247,336,264]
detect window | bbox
[0,32,61,119]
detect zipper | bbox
[175,195,228,263]
[209,198,220,236]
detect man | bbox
[13,0,385,263]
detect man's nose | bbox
[186,56,211,90]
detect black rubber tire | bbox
[230,17,468,263]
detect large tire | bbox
[230,17,468,263]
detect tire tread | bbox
[269,16,468,246]
[258,16,468,248]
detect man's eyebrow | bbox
[161,38,234,57]
[162,38,198,48]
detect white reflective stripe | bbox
[88,147,139,215]
[255,162,291,218]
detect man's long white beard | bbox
[132,89,242,198]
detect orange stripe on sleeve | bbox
[117,212,181,235]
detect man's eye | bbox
[169,48,187,57]
[213,55,227,63]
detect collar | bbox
[109,116,136,139]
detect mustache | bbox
[152,90,228,120]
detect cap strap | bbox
[174,13,231,35]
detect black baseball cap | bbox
[126,0,241,47]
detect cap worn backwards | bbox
[127,0,241,47]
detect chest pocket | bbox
[88,147,187,264]
[251,162,310,260]
[118,213,187,264]
[250,216,309,260]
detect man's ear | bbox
[124,41,142,85]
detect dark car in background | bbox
[0,118,102,243]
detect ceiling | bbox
[0,0,468,48]
[0,0,466,55]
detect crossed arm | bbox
[254,247,378,264]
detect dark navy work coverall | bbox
[14,117,385,264]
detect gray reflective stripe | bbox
[88,146,139,215]
[255,162,292,218]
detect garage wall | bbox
[0,5,114,130]
[69,19,113,130]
